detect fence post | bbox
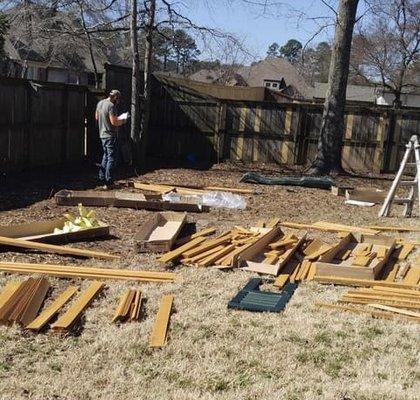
[23,81,32,169]
[215,101,226,163]
[61,84,69,163]
[280,106,293,164]
[373,111,388,173]
[234,105,247,161]
[341,111,354,168]
[253,105,262,162]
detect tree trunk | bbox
[130,0,141,162]
[309,0,359,175]
[79,1,100,88]
[139,0,156,166]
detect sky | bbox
[176,0,340,63]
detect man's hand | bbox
[109,114,125,127]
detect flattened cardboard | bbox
[135,212,187,253]
[0,218,109,244]
[314,233,396,280]
[345,189,386,204]
[55,190,209,213]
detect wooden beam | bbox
[0,261,175,282]
[0,235,118,260]
[367,303,420,319]
[51,281,104,332]
[149,295,174,348]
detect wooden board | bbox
[314,275,420,290]
[157,237,206,263]
[0,282,21,309]
[0,235,118,260]
[55,189,209,213]
[51,281,104,332]
[26,286,78,331]
[316,302,420,323]
[403,266,420,285]
[0,261,175,282]
[367,303,420,318]
[149,295,174,348]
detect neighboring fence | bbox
[147,76,420,173]
[0,76,88,173]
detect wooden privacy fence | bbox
[0,76,90,173]
[2,70,420,174]
[149,78,420,173]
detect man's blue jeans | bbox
[99,137,117,184]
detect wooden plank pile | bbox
[314,234,395,280]
[0,279,104,333]
[112,289,142,322]
[317,285,420,323]
[0,278,49,326]
[158,225,275,267]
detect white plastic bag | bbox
[163,191,246,210]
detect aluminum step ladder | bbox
[379,135,420,217]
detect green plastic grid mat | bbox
[228,278,297,313]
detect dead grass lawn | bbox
[0,164,418,400]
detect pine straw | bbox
[0,164,418,400]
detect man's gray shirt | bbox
[96,98,117,138]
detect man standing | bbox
[95,89,127,189]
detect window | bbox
[265,82,271,87]
[272,83,278,88]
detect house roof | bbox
[189,58,313,99]
[313,82,377,102]
[237,58,313,98]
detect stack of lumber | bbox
[0,261,176,283]
[340,286,420,311]
[158,226,271,267]
[316,301,420,323]
[317,285,420,323]
[273,238,333,288]
[0,278,50,326]
[112,289,142,322]
[132,181,256,195]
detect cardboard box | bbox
[54,190,209,213]
[0,218,109,244]
[314,233,395,280]
[135,212,187,253]
[239,229,307,275]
